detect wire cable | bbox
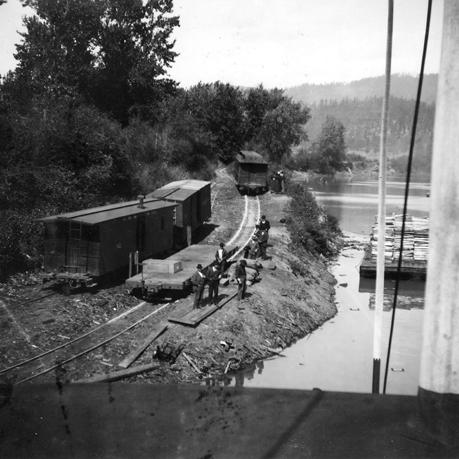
[382,0,433,394]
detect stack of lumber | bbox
[369,214,429,262]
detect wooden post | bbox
[135,250,139,274]
[419,0,459,446]
[186,225,192,247]
[128,252,132,278]
[372,0,393,394]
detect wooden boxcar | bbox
[38,197,176,290]
[234,150,269,195]
[147,180,211,246]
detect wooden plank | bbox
[74,363,160,383]
[182,352,202,374]
[168,292,238,327]
[118,324,168,369]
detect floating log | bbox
[74,363,160,383]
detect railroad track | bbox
[228,195,261,260]
[2,189,261,384]
[1,300,172,385]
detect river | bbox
[233,179,430,395]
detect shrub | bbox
[286,183,342,257]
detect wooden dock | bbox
[359,249,427,279]
[125,245,237,293]
[168,292,237,327]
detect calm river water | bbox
[233,179,430,395]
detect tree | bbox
[14,0,179,124]
[92,0,179,124]
[258,99,309,163]
[243,85,284,142]
[310,116,347,174]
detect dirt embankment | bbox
[0,169,337,385]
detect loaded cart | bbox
[38,196,176,293]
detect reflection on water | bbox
[312,179,430,235]
[230,179,430,395]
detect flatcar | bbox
[39,196,176,292]
[234,150,269,195]
[147,179,211,247]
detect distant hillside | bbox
[305,97,435,176]
[285,74,438,105]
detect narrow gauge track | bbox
[4,300,172,385]
[228,195,261,261]
[3,189,260,384]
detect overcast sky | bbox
[0,0,444,88]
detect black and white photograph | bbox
[0,0,458,457]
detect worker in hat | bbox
[190,264,207,309]
[206,263,222,305]
[235,259,247,302]
[215,242,228,272]
[258,215,271,232]
[258,228,269,260]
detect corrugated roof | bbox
[39,198,176,225]
[236,151,268,164]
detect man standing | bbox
[215,242,228,272]
[258,215,270,232]
[235,259,247,302]
[207,264,221,305]
[190,264,206,309]
[258,228,269,260]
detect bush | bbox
[286,183,342,257]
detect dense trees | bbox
[15,0,179,124]
[291,116,347,174]
[0,1,311,278]
[311,116,347,174]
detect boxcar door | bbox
[66,221,83,272]
[136,215,146,254]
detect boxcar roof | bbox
[39,198,176,225]
[236,150,268,164]
[148,187,196,202]
[160,179,210,190]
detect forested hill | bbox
[287,74,436,176]
[285,74,438,105]
[307,97,434,159]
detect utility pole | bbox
[418,0,459,446]
[372,0,393,394]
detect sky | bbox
[0,0,444,89]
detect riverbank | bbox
[0,170,339,384]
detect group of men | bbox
[243,215,270,260]
[190,243,227,309]
[191,215,271,309]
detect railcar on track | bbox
[38,179,212,293]
[234,150,269,195]
[39,197,176,292]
